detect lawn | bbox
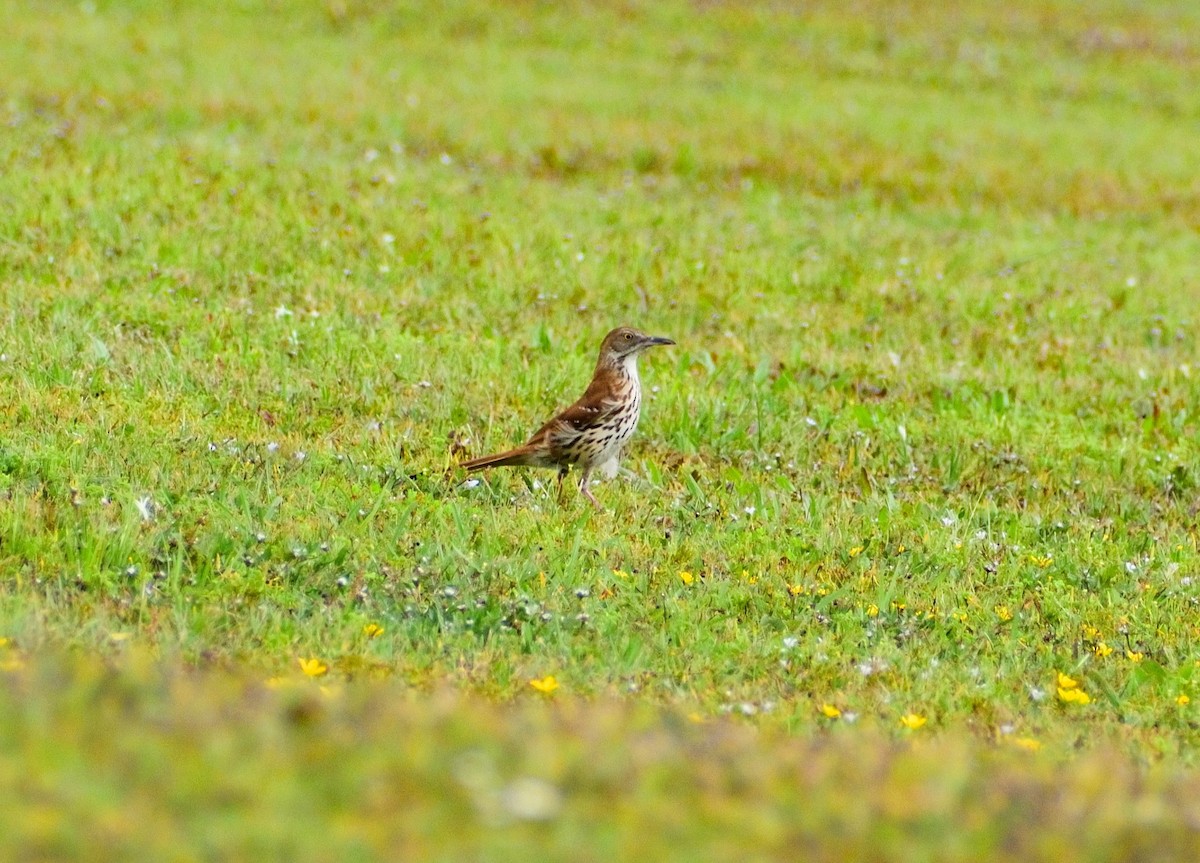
[3,0,1200,858]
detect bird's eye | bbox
[624,333,633,340]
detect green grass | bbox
[3,0,1200,857]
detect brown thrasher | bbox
[461,326,675,507]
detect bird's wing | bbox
[526,376,621,445]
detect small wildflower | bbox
[782,637,799,650]
[0,655,25,672]
[1094,642,1114,658]
[994,605,1013,622]
[1057,672,1080,690]
[363,623,384,638]
[897,544,906,553]
[848,545,865,558]
[1126,650,1144,663]
[1177,694,1190,707]
[1081,624,1101,639]
[866,604,879,617]
[678,571,695,586]
[788,584,805,596]
[134,496,155,522]
[529,675,559,695]
[819,703,842,719]
[1057,687,1091,705]
[612,569,630,580]
[1029,554,1052,568]
[1011,737,1042,751]
[899,713,927,730]
[299,657,328,677]
[740,570,758,585]
[954,612,969,623]
[687,711,705,724]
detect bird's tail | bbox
[460,445,541,472]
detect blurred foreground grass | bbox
[4,652,1200,862]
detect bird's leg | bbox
[577,467,602,510]
[556,466,569,501]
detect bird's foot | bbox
[581,486,603,510]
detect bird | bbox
[461,326,675,508]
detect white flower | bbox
[274,305,293,318]
[782,637,799,650]
[134,496,155,522]
[501,777,562,822]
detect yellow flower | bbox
[1080,624,1101,640]
[612,569,630,580]
[0,655,24,673]
[1177,694,1190,707]
[678,571,695,586]
[1093,642,1114,658]
[363,623,384,638]
[1028,554,1052,568]
[866,604,879,617]
[687,711,705,724]
[529,675,559,695]
[848,545,864,558]
[0,637,9,648]
[891,600,906,611]
[954,612,969,623]
[298,657,328,677]
[899,713,927,730]
[897,544,906,553]
[819,703,842,719]
[740,570,758,585]
[1011,737,1042,751]
[1058,688,1091,705]
[1056,672,1080,690]
[1126,650,1144,663]
[788,584,805,596]
[994,605,1012,622]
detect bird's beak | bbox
[646,336,676,347]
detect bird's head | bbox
[598,326,675,363]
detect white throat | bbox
[621,353,640,385]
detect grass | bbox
[3,0,1200,857]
